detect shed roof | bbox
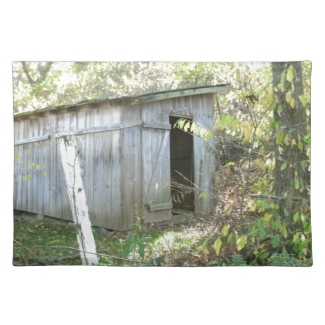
[14,84,231,118]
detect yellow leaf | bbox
[285,90,292,103]
[286,65,295,82]
[290,98,295,108]
[244,125,252,141]
[235,69,241,80]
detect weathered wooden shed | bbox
[14,84,230,231]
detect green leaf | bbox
[276,131,284,145]
[259,252,269,260]
[184,122,191,132]
[271,234,280,248]
[250,228,259,236]
[283,208,289,217]
[284,134,290,146]
[269,121,278,131]
[222,224,230,236]
[199,192,208,199]
[259,228,266,240]
[295,178,300,189]
[286,65,295,82]
[280,162,287,171]
[298,95,309,107]
[298,141,303,152]
[236,236,247,251]
[214,237,223,256]
[227,233,233,243]
[293,212,300,223]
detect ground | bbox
[13,162,311,266]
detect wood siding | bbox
[14,92,217,230]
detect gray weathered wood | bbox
[130,85,230,105]
[143,122,171,130]
[14,134,49,146]
[171,107,188,114]
[55,119,142,138]
[148,203,173,211]
[142,107,172,224]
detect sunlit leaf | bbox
[214,237,222,256]
[285,90,292,103]
[227,232,233,243]
[199,192,208,199]
[290,98,295,109]
[236,236,247,251]
[286,65,295,82]
[222,224,230,236]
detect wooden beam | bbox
[55,120,143,138]
[148,203,173,212]
[143,122,171,130]
[130,85,231,105]
[14,134,49,146]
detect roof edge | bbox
[14,84,231,117]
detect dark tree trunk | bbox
[272,62,310,220]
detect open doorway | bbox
[169,116,195,213]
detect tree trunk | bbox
[272,62,310,220]
[58,134,98,265]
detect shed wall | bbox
[14,92,217,230]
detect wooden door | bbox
[142,109,172,223]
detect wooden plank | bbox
[121,103,143,230]
[143,122,171,130]
[31,118,39,213]
[110,106,122,230]
[141,108,172,224]
[192,94,216,218]
[54,114,64,219]
[26,119,33,213]
[16,121,23,210]
[92,107,103,227]
[55,119,142,138]
[49,114,57,218]
[37,117,45,215]
[14,134,49,145]
[171,107,188,114]
[84,109,94,225]
[148,203,173,211]
[130,85,231,105]
[13,122,19,209]
[62,112,73,221]
[43,116,51,216]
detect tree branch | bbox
[21,62,53,85]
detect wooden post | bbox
[57,132,98,265]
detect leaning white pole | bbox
[57,133,98,265]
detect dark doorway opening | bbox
[169,116,195,213]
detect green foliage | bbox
[224,255,247,266]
